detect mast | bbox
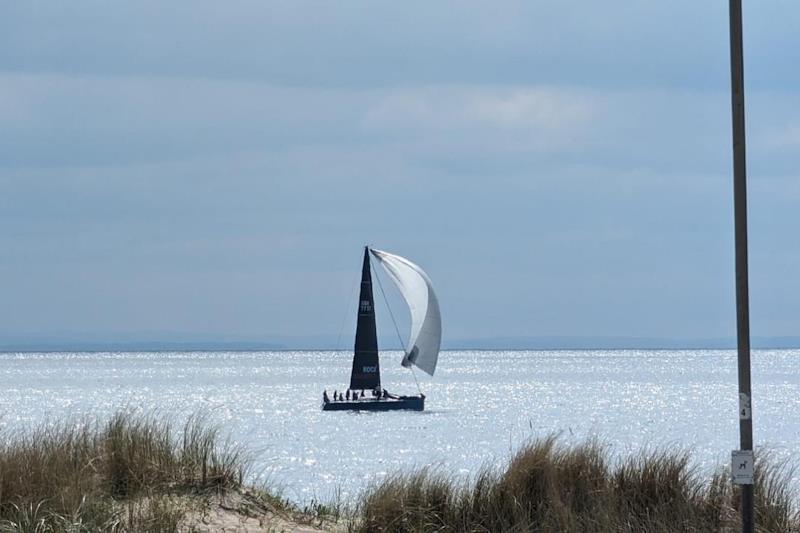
[349,247,381,391]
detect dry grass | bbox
[352,436,800,533]
[0,411,247,532]
[1,414,796,533]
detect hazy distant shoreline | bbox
[2,335,800,352]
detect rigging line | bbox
[371,252,423,396]
[410,365,423,396]
[370,253,405,352]
[335,259,361,353]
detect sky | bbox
[1,2,799,347]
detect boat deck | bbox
[322,395,424,411]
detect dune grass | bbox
[0,412,247,532]
[352,436,799,533]
[0,414,796,532]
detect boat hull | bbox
[322,396,424,412]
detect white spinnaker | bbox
[370,249,441,376]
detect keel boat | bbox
[322,247,441,412]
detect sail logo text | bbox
[362,366,377,373]
[360,300,372,312]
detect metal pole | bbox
[728,1,754,531]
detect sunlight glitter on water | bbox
[0,349,798,504]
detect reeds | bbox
[353,436,800,533]
[0,411,247,531]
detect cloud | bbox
[0,1,783,90]
[762,125,800,149]
[0,72,376,168]
[1,2,800,342]
[362,86,597,154]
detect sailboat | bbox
[322,247,442,412]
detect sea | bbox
[0,349,798,504]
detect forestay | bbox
[370,249,442,376]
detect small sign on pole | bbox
[739,393,751,419]
[732,450,754,485]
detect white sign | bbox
[731,450,754,485]
[739,393,751,420]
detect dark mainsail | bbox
[349,247,381,391]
